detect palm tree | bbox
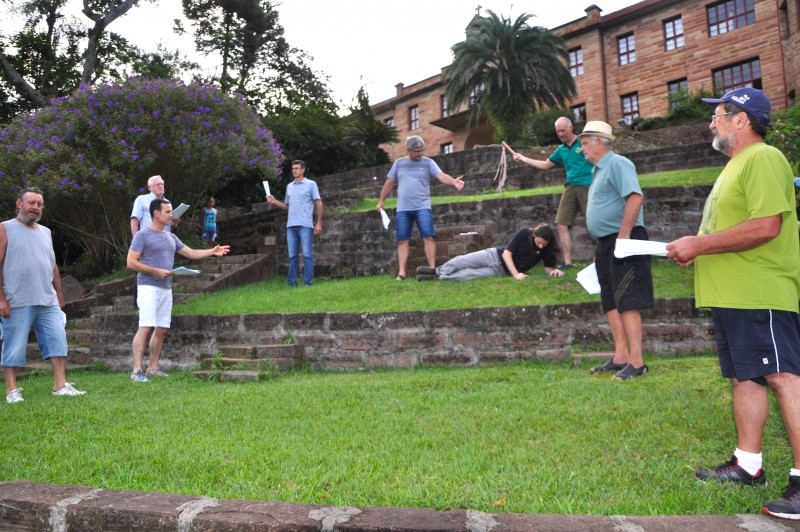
[444,11,576,142]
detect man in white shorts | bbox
[127,198,230,382]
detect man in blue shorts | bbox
[0,187,86,403]
[580,121,653,381]
[376,136,465,280]
[513,116,594,270]
[127,198,230,383]
[667,88,800,520]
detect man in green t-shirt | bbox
[513,116,594,270]
[667,88,800,520]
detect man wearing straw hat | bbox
[579,121,653,381]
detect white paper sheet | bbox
[171,267,201,276]
[576,263,601,295]
[614,238,668,258]
[171,203,190,219]
[380,209,390,230]
[262,180,271,196]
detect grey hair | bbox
[555,116,573,127]
[406,136,425,149]
[147,175,163,186]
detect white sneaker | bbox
[6,387,24,404]
[52,383,87,396]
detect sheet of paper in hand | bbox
[172,267,201,276]
[380,209,390,230]
[614,238,668,258]
[172,203,190,219]
[576,263,601,295]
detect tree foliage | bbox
[342,86,397,168]
[443,11,576,142]
[180,0,334,114]
[0,77,281,268]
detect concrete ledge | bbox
[2,480,800,531]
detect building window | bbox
[569,47,584,77]
[571,104,587,124]
[469,81,485,106]
[667,78,689,110]
[617,33,636,66]
[708,0,756,37]
[441,143,453,155]
[441,95,450,118]
[664,17,684,51]
[384,117,394,127]
[621,93,639,124]
[712,58,762,93]
[409,105,419,130]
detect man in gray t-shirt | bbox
[127,198,230,382]
[376,136,465,280]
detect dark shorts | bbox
[713,308,800,385]
[595,226,654,313]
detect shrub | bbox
[520,107,572,147]
[0,78,282,270]
[767,104,800,175]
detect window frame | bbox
[620,92,640,124]
[569,47,584,77]
[707,0,756,37]
[617,33,636,66]
[408,105,419,130]
[712,58,762,93]
[663,16,685,51]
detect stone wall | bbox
[89,298,712,372]
[226,184,712,278]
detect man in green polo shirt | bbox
[513,116,594,270]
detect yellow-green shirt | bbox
[695,142,799,312]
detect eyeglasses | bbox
[710,112,737,123]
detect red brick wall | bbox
[373,0,798,159]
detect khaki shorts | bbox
[555,185,589,227]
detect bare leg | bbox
[766,372,800,468]
[619,310,644,367]
[423,236,436,268]
[49,356,67,391]
[132,326,153,374]
[397,240,410,277]
[605,309,630,365]
[3,366,19,394]
[145,327,169,373]
[557,223,572,265]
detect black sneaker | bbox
[763,476,800,519]
[589,359,626,374]
[416,273,436,281]
[696,455,766,486]
[613,363,649,380]
[416,266,436,275]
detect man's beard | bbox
[712,130,735,156]
[19,210,42,224]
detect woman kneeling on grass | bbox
[416,223,563,281]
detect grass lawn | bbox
[1,356,789,516]
[6,164,766,516]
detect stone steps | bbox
[192,343,305,382]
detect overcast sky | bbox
[6,0,641,110]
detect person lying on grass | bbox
[416,223,564,281]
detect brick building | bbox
[373,0,799,161]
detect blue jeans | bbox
[1,305,68,367]
[286,225,314,286]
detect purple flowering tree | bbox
[0,77,282,268]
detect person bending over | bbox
[416,223,563,281]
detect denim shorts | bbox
[713,308,800,385]
[137,284,173,328]
[395,209,435,241]
[1,305,68,367]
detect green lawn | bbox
[1,356,789,516]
